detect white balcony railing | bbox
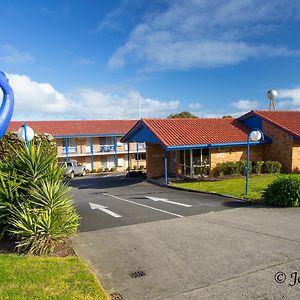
[62,146,77,153]
[100,144,115,153]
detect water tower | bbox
[267,89,278,111]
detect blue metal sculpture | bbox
[0,71,14,138]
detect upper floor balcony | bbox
[58,139,146,157]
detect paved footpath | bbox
[72,174,300,300]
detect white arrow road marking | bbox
[102,193,183,218]
[89,202,122,218]
[145,196,192,207]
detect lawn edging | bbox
[147,176,251,202]
[168,183,250,202]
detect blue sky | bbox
[1,0,300,120]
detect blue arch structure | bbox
[0,71,14,138]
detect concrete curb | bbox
[147,177,253,203]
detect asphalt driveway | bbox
[72,174,300,300]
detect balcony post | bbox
[127,142,130,173]
[114,136,118,168]
[136,142,139,169]
[90,137,94,171]
[65,138,69,161]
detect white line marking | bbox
[89,202,122,218]
[145,196,192,207]
[102,193,183,218]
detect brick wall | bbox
[146,143,164,178]
[292,141,300,172]
[262,121,293,172]
[210,145,263,176]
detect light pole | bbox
[17,122,35,150]
[245,129,264,195]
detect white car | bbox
[59,160,86,179]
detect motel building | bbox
[121,110,300,183]
[8,120,146,172]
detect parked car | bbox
[58,160,86,179]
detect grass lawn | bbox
[0,254,110,300]
[172,174,282,200]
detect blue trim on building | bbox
[136,142,139,168]
[166,140,268,151]
[54,134,124,138]
[90,137,94,170]
[122,123,160,144]
[114,136,118,167]
[240,115,262,130]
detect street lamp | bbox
[245,129,264,195]
[17,122,34,150]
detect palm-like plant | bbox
[0,142,79,255]
[9,180,79,255]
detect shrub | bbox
[133,165,138,171]
[0,132,56,161]
[263,161,282,174]
[139,165,145,170]
[262,175,300,207]
[0,143,79,255]
[217,161,240,176]
[97,168,103,173]
[91,169,96,173]
[237,160,252,176]
[252,161,263,175]
[104,167,109,172]
[126,167,130,171]
[86,169,90,174]
[110,167,116,172]
[9,180,79,255]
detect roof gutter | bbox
[165,140,268,151]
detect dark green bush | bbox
[252,161,263,175]
[262,175,300,207]
[97,168,103,173]
[110,167,116,172]
[133,165,138,171]
[0,143,79,255]
[217,161,240,176]
[237,160,252,176]
[263,161,282,174]
[139,165,145,170]
[86,169,90,174]
[104,167,109,172]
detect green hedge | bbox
[263,175,300,207]
[217,160,281,177]
[262,161,282,174]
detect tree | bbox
[222,115,233,118]
[167,111,198,118]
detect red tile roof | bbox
[8,120,137,137]
[141,118,250,147]
[252,111,300,138]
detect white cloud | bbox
[188,102,202,110]
[230,99,259,110]
[5,73,179,120]
[107,0,300,71]
[0,44,34,64]
[277,87,300,109]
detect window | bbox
[100,137,115,152]
[62,138,77,153]
[136,153,146,161]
